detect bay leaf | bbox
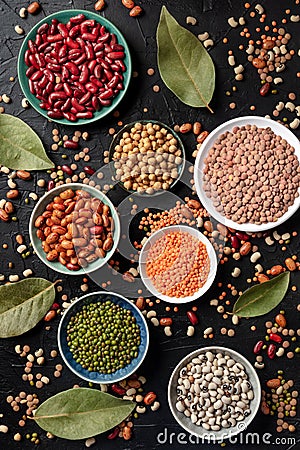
[0,114,53,170]
[0,278,58,337]
[232,272,290,317]
[157,6,215,112]
[34,388,135,440]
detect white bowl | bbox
[139,225,217,304]
[168,346,261,441]
[194,116,300,232]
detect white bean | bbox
[228,17,238,27]
[187,326,195,337]
[291,14,300,22]
[250,252,261,263]
[164,326,172,337]
[231,267,241,278]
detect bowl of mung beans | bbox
[168,346,261,441]
[109,120,186,195]
[139,225,217,303]
[58,291,149,383]
[194,116,300,232]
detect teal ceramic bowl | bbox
[58,291,149,383]
[17,9,132,125]
[29,183,120,275]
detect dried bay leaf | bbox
[34,388,135,440]
[232,272,290,317]
[0,278,58,337]
[0,114,53,170]
[157,6,215,112]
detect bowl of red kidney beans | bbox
[18,9,132,124]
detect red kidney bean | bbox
[45,82,54,95]
[107,427,119,440]
[69,24,81,38]
[111,384,126,396]
[269,333,282,343]
[98,32,110,43]
[53,100,65,110]
[230,235,240,249]
[35,53,46,67]
[63,140,79,149]
[104,69,114,81]
[58,44,68,58]
[107,51,125,59]
[47,34,64,43]
[61,66,70,81]
[92,96,100,110]
[61,165,73,175]
[47,180,55,190]
[71,98,85,112]
[37,23,49,34]
[79,64,89,83]
[57,23,69,38]
[49,91,68,104]
[74,54,87,66]
[85,82,98,94]
[235,231,250,241]
[70,14,86,24]
[29,54,39,69]
[267,343,276,359]
[61,98,72,112]
[47,109,63,119]
[187,311,199,325]
[28,40,38,53]
[62,112,77,121]
[65,61,79,75]
[78,91,92,104]
[116,82,124,90]
[107,75,120,89]
[99,98,111,106]
[38,76,48,88]
[43,68,55,83]
[26,66,36,77]
[93,64,102,79]
[83,166,95,175]
[110,34,117,45]
[90,76,103,88]
[66,36,80,49]
[80,19,95,32]
[76,111,93,119]
[54,83,64,92]
[99,88,114,100]
[115,59,126,72]
[25,49,31,66]
[47,63,61,72]
[112,44,125,52]
[253,340,264,354]
[29,79,35,94]
[62,82,72,97]
[68,50,82,60]
[40,102,51,110]
[38,42,51,53]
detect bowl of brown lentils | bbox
[29,183,120,275]
[109,120,186,195]
[194,116,300,232]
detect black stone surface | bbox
[0,0,299,449]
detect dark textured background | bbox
[0,0,299,449]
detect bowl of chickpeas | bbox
[139,225,217,303]
[109,120,186,195]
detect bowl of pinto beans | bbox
[29,183,120,275]
[18,9,132,124]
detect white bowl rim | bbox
[168,345,261,441]
[139,224,217,304]
[194,115,300,232]
[29,183,120,275]
[57,290,149,384]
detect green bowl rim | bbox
[29,183,121,275]
[17,9,132,125]
[108,119,186,196]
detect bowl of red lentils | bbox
[139,225,217,304]
[194,116,300,232]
